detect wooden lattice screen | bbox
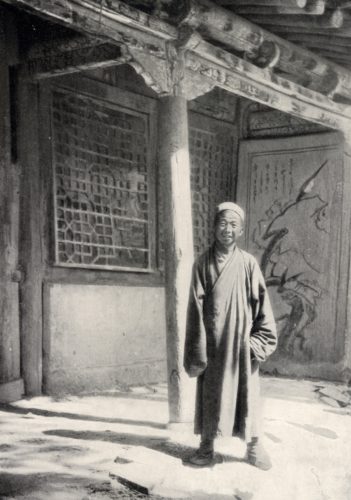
[189,113,237,255]
[51,88,152,271]
[157,113,236,267]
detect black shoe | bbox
[246,439,272,471]
[186,448,215,467]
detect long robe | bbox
[184,245,277,442]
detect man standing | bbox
[184,202,277,470]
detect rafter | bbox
[1,0,351,129]
[216,0,307,7]
[171,0,351,99]
[248,9,344,29]
[232,4,324,15]
[305,0,325,14]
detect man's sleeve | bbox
[183,262,208,377]
[250,260,278,363]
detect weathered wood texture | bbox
[248,9,343,29]
[173,0,351,99]
[0,11,22,400]
[343,137,351,379]
[18,76,43,396]
[217,0,307,6]
[27,39,128,80]
[4,0,351,103]
[237,132,351,381]
[241,100,328,138]
[3,0,351,134]
[233,3,325,16]
[184,45,351,131]
[158,96,195,423]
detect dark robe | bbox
[184,245,277,442]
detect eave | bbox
[1,0,351,135]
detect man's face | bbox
[215,210,243,248]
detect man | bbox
[184,201,277,470]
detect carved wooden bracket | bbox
[124,29,216,99]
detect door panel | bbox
[237,133,346,375]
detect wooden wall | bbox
[24,66,240,394]
[0,9,23,402]
[237,98,351,382]
[12,59,351,394]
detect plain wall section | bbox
[43,283,167,394]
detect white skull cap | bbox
[216,202,245,222]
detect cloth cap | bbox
[215,202,245,222]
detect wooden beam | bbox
[315,50,351,62]
[187,57,349,130]
[233,5,323,15]
[0,0,177,41]
[217,0,307,7]
[271,25,351,37]
[184,34,351,130]
[305,44,351,57]
[248,9,344,29]
[284,33,351,47]
[305,0,325,14]
[173,0,351,99]
[3,0,351,104]
[25,39,129,79]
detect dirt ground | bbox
[0,377,350,499]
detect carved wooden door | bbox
[237,132,349,379]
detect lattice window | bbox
[158,115,236,264]
[189,122,235,255]
[52,89,152,271]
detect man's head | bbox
[214,202,244,248]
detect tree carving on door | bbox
[238,135,344,365]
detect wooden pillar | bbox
[158,95,196,425]
[0,12,23,402]
[17,74,43,396]
[342,131,351,378]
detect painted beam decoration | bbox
[168,0,351,100]
[3,0,351,132]
[26,38,129,79]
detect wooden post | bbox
[158,95,196,425]
[0,11,23,402]
[342,131,351,378]
[17,74,43,396]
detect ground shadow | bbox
[286,421,338,439]
[0,471,99,497]
[53,391,167,403]
[43,428,245,464]
[0,403,166,430]
[0,470,245,500]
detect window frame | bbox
[43,75,158,274]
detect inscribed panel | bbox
[238,133,345,366]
